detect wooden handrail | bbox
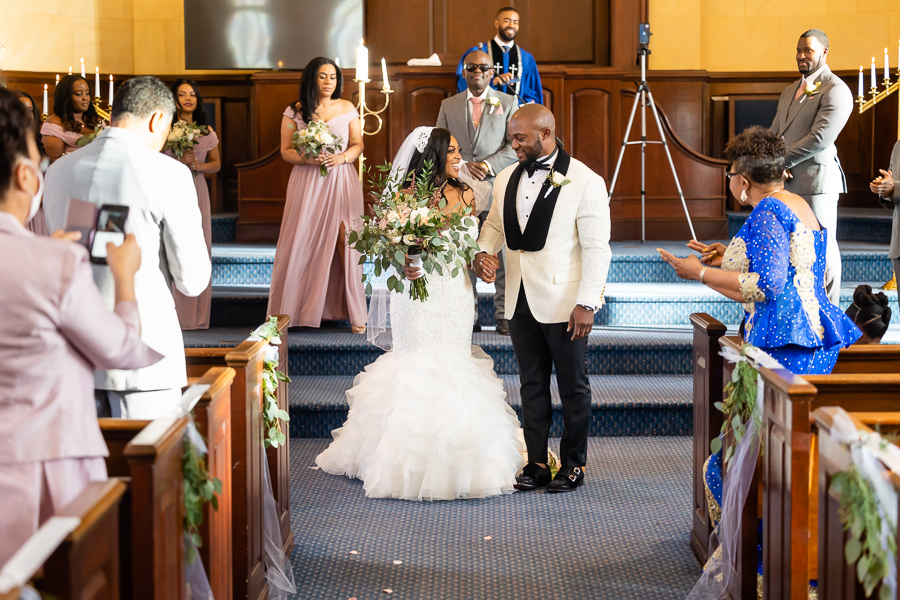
[235,146,281,172]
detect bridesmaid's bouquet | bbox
[348,162,480,302]
[75,121,108,147]
[292,121,344,177]
[164,120,209,159]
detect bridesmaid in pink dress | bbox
[40,74,102,163]
[15,91,49,236]
[167,78,221,330]
[267,57,367,331]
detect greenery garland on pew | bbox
[183,422,223,565]
[830,442,898,599]
[710,345,762,467]
[254,316,292,449]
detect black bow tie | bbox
[524,161,551,177]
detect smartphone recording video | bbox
[90,205,129,265]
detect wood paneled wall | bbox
[365,0,611,67]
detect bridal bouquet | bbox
[348,162,480,302]
[292,121,344,177]
[164,120,209,159]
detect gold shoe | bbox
[351,325,366,334]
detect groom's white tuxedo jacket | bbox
[477,148,612,324]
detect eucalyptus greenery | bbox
[255,316,291,449]
[831,460,897,599]
[709,347,762,467]
[182,424,222,565]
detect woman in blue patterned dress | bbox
[659,126,860,374]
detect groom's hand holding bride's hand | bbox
[473,252,499,283]
[567,306,593,340]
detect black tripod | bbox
[608,46,696,242]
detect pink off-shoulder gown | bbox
[32,123,86,237]
[267,107,367,327]
[166,129,218,330]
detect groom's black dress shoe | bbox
[514,463,552,491]
[495,319,510,336]
[546,466,585,493]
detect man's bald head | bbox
[462,50,493,95]
[509,104,556,163]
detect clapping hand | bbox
[473,252,499,283]
[464,162,489,181]
[685,240,726,267]
[657,248,703,282]
[870,169,895,196]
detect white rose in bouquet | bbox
[388,232,402,243]
[403,234,416,245]
[385,210,400,223]
[409,207,431,226]
[317,131,335,145]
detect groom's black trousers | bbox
[508,285,591,468]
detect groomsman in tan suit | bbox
[438,49,519,334]
[771,29,853,304]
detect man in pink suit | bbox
[0,90,162,566]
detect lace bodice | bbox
[389,272,475,354]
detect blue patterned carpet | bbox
[287,437,700,599]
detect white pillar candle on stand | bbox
[335,57,340,67]
[381,58,390,91]
[356,40,368,81]
[858,66,864,98]
[109,75,114,106]
[42,84,48,115]
[55,74,60,87]
[885,48,890,81]
[94,66,100,97]
[871,57,876,89]
[80,58,85,78]
[68,66,72,75]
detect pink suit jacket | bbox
[0,212,163,464]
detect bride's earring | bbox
[740,189,749,204]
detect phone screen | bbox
[90,207,127,261]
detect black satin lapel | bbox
[518,148,571,251]
[504,163,526,250]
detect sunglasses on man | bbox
[464,64,492,73]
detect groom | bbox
[473,105,611,493]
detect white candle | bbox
[885,48,890,81]
[109,75,114,106]
[68,66,72,75]
[94,66,100,97]
[355,39,368,81]
[381,58,390,91]
[871,57,876,89]
[80,57,85,78]
[42,84,48,115]
[55,74,59,87]
[335,57,340,68]
[858,66,864,98]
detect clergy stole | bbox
[488,40,522,97]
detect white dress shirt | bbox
[517,149,558,233]
[493,36,515,53]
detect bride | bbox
[315,126,526,501]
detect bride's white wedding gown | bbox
[315,270,526,501]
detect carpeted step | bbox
[287,373,692,438]
[211,213,238,244]
[210,241,895,290]
[209,281,900,329]
[184,326,699,377]
[728,207,893,243]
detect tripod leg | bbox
[608,90,643,196]
[645,89,698,241]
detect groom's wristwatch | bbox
[578,304,596,312]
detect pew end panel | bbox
[814,407,900,600]
[193,367,237,600]
[690,313,728,565]
[124,415,189,600]
[830,345,900,375]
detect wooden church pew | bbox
[814,407,900,600]
[722,364,900,600]
[689,312,900,565]
[99,368,235,600]
[184,314,292,600]
[0,479,127,600]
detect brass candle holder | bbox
[353,76,393,181]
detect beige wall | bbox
[650,0,900,72]
[0,0,235,75]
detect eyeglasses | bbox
[725,172,740,181]
[464,64,491,73]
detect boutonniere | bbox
[544,170,571,197]
[485,96,502,115]
[799,80,822,103]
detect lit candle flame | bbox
[44,84,48,90]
